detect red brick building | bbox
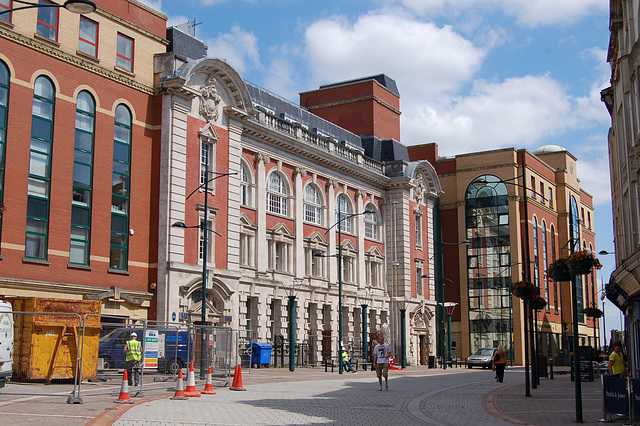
[0,0,166,319]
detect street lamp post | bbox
[356,290,372,364]
[420,273,457,370]
[172,166,233,379]
[444,302,458,362]
[283,280,303,372]
[0,0,96,14]
[314,206,374,374]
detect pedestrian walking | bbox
[608,341,628,377]
[493,345,506,383]
[373,334,391,390]
[124,331,143,386]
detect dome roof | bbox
[532,144,567,154]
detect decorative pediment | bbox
[366,246,384,257]
[268,222,293,237]
[239,213,256,228]
[307,231,327,244]
[340,239,357,252]
[199,121,219,142]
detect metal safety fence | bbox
[0,310,245,404]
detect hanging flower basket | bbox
[568,250,602,275]
[511,281,539,300]
[547,258,571,281]
[583,306,604,318]
[530,295,547,311]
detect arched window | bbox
[533,217,539,288]
[303,184,322,225]
[266,172,288,216]
[70,91,95,265]
[542,221,549,311]
[110,104,131,270]
[0,61,8,249]
[336,194,352,233]
[570,196,583,322]
[551,224,558,313]
[365,203,378,240]
[465,175,511,356]
[26,76,55,260]
[240,162,252,207]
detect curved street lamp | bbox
[1,0,97,14]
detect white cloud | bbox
[576,140,612,207]
[395,0,608,27]
[304,12,486,98]
[401,74,576,154]
[205,26,262,74]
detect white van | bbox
[0,301,13,380]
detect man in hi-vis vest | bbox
[124,331,142,386]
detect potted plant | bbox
[530,295,547,311]
[567,250,603,275]
[546,258,571,282]
[583,305,604,318]
[511,281,539,300]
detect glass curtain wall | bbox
[466,175,512,357]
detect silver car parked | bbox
[467,348,498,369]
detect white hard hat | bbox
[131,332,137,337]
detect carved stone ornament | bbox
[199,75,222,122]
[413,173,426,204]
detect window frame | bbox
[110,104,132,271]
[0,0,11,22]
[36,0,59,41]
[303,184,322,225]
[116,33,134,72]
[0,60,8,252]
[78,16,98,58]
[266,172,288,216]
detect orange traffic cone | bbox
[229,365,246,391]
[170,369,188,400]
[184,360,201,397]
[114,370,134,404]
[201,367,216,395]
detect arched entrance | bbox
[411,306,434,365]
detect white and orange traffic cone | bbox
[229,365,246,391]
[183,360,201,397]
[170,368,188,400]
[114,370,134,404]
[201,367,216,395]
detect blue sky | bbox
[141,0,619,337]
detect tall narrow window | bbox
[110,104,131,270]
[304,184,322,225]
[116,33,133,72]
[416,266,423,296]
[240,162,252,207]
[415,213,422,246]
[542,221,549,311]
[364,205,378,240]
[70,91,95,265]
[199,217,213,262]
[530,176,535,197]
[200,140,212,186]
[78,16,98,57]
[337,194,352,233]
[26,76,55,260]
[266,172,288,216]
[551,225,558,314]
[36,0,58,41]
[533,217,539,288]
[0,0,11,22]
[0,61,8,249]
[548,188,553,209]
[570,196,583,322]
[539,182,545,203]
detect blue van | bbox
[98,328,191,373]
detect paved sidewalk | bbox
[0,365,625,425]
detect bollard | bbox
[549,359,554,379]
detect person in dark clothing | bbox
[493,345,507,383]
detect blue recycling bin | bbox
[252,342,272,367]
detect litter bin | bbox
[252,343,272,368]
[428,356,436,369]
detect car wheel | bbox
[102,357,114,370]
[168,359,183,374]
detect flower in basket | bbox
[511,281,539,299]
[530,295,547,310]
[568,250,603,270]
[583,306,604,318]
[546,258,570,279]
